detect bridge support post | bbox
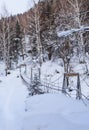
[76,74,82,99]
[62,73,82,99]
[62,74,67,94]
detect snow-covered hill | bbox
[0,70,28,130]
[25,93,89,130]
[0,68,89,130]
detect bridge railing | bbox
[20,70,89,105]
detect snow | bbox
[0,70,28,130]
[0,61,6,76]
[57,26,89,37]
[23,93,89,130]
[0,61,89,130]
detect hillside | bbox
[0,68,89,130]
[0,0,89,67]
[10,0,89,62]
[0,1,89,130]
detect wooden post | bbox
[62,74,66,94]
[20,66,21,75]
[5,68,7,76]
[39,68,41,81]
[25,65,26,74]
[31,68,33,83]
[62,73,81,99]
[76,74,82,99]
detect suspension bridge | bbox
[19,63,89,105]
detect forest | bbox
[0,0,89,74]
[0,1,89,130]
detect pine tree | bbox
[12,20,23,63]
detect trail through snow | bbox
[0,70,28,130]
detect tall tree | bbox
[27,0,43,65]
[67,0,85,62]
[0,5,13,74]
[12,19,23,63]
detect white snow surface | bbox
[0,62,89,130]
[57,26,89,37]
[0,70,28,130]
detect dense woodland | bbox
[0,0,89,72]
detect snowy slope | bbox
[0,70,28,130]
[24,94,89,130]
[0,68,89,130]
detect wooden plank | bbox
[64,73,79,77]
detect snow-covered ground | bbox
[25,94,89,130]
[0,70,28,130]
[0,61,89,130]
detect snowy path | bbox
[0,70,28,130]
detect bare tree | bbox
[0,5,13,75]
[27,0,43,66]
[67,0,85,62]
